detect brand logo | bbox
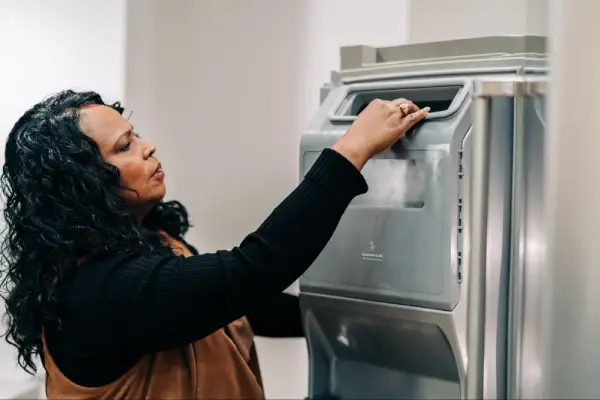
[362,240,384,262]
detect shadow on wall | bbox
[124,1,309,398]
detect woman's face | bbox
[79,104,166,218]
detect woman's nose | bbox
[143,142,157,159]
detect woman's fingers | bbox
[400,107,430,130]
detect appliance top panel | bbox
[341,35,547,70]
[335,36,547,84]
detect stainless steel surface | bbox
[507,95,526,399]
[512,94,546,400]
[455,96,514,400]
[301,293,464,399]
[468,77,547,400]
[505,81,547,399]
[474,76,547,97]
[465,95,491,400]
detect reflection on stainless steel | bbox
[506,94,526,399]
[509,96,546,399]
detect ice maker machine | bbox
[299,36,547,399]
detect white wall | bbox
[124,0,408,398]
[407,0,548,43]
[0,0,127,397]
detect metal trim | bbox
[474,77,546,98]
[336,57,547,84]
[506,93,527,400]
[465,95,492,400]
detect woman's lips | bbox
[151,164,164,180]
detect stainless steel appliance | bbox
[299,36,547,399]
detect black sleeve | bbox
[73,148,366,353]
[246,292,304,338]
[175,225,304,337]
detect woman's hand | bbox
[331,98,429,170]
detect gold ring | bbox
[398,103,409,118]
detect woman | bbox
[0,90,428,399]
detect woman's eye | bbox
[134,132,141,138]
[119,141,132,152]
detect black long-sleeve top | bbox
[44,148,368,387]
[181,238,305,338]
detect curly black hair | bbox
[0,90,190,374]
